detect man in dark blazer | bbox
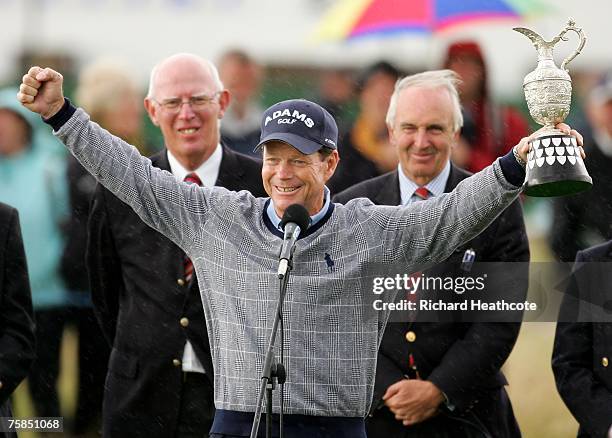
[552,241,612,438]
[0,202,36,435]
[334,70,529,437]
[550,80,612,263]
[87,53,266,438]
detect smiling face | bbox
[144,54,229,170]
[262,141,339,217]
[388,86,459,186]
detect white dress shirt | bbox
[398,160,451,205]
[168,143,223,373]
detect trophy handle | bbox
[559,19,587,71]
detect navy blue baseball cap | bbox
[254,99,338,154]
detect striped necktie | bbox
[183,173,202,283]
[406,186,431,323]
[413,186,431,201]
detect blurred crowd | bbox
[2,41,612,437]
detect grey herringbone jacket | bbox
[56,108,521,417]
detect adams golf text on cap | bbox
[254,99,338,155]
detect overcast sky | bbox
[2,0,610,97]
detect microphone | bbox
[277,204,310,279]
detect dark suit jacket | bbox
[333,165,529,438]
[327,129,382,195]
[0,203,35,429]
[550,132,612,262]
[87,146,266,437]
[61,155,98,292]
[552,241,612,438]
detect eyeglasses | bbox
[152,92,221,113]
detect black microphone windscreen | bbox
[280,204,310,232]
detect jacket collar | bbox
[443,163,471,193]
[151,143,242,187]
[373,162,467,205]
[372,172,402,205]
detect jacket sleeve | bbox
[0,208,36,404]
[427,199,530,411]
[552,250,612,438]
[87,185,122,346]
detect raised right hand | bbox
[17,66,65,119]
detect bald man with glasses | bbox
[85,53,266,437]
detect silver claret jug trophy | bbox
[514,19,592,196]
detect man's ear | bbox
[144,98,159,126]
[217,90,231,119]
[387,123,396,145]
[452,129,460,145]
[325,150,340,181]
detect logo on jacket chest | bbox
[324,252,335,272]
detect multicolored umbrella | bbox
[314,0,548,41]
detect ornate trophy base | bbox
[524,134,592,197]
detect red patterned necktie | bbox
[413,186,431,201]
[407,186,431,321]
[184,172,202,186]
[183,173,202,283]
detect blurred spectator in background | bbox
[60,59,146,435]
[0,87,69,422]
[565,69,604,129]
[0,203,36,436]
[317,68,356,138]
[550,75,612,262]
[444,40,529,173]
[218,49,264,157]
[328,61,401,194]
[75,59,146,148]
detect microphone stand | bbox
[250,262,291,438]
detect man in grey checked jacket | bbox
[18,66,582,438]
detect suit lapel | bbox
[150,149,183,263]
[373,171,402,206]
[443,164,469,193]
[215,144,245,190]
[150,149,172,172]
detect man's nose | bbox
[413,128,429,148]
[177,101,197,119]
[276,162,293,178]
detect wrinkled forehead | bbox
[396,87,456,125]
